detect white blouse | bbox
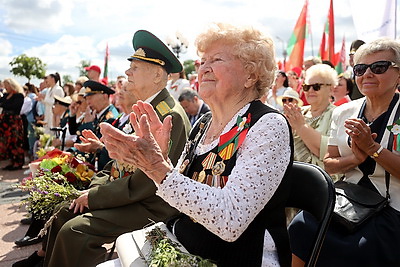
[157,104,291,266]
[329,97,400,211]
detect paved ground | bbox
[0,160,41,267]
[0,159,117,267]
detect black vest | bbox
[172,100,293,267]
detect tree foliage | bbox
[9,54,47,82]
[62,75,73,85]
[77,60,91,77]
[183,59,195,78]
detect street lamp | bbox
[165,31,189,59]
[276,36,288,70]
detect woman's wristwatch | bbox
[370,144,384,159]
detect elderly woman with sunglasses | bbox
[283,63,337,170]
[289,38,400,267]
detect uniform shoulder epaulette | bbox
[156,101,172,116]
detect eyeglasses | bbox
[76,101,82,105]
[353,60,398,76]
[282,98,295,103]
[302,83,331,92]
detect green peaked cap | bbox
[128,30,183,74]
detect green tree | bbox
[9,54,47,82]
[77,60,91,77]
[183,59,195,78]
[62,75,73,85]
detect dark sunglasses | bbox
[302,83,331,92]
[282,98,295,103]
[353,60,398,76]
[76,101,82,105]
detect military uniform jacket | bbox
[87,88,191,227]
[72,104,119,170]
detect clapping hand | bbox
[100,102,172,183]
[74,129,104,153]
[345,118,378,162]
[130,101,172,159]
[283,102,305,130]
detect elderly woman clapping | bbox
[284,64,337,170]
[101,23,294,266]
[290,38,400,267]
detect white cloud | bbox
[0,38,13,56]
[4,0,397,86]
[0,0,73,33]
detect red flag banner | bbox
[319,0,335,64]
[285,0,309,71]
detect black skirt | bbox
[288,207,400,267]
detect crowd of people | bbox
[2,22,399,267]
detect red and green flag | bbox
[103,43,109,84]
[335,36,346,74]
[319,0,335,64]
[285,0,309,71]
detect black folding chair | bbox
[287,161,335,267]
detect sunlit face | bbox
[304,75,332,106]
[332,77,348,101]
[87,70,99,80]
[85,93,108,112]
[179,98,199,116]
[355,51,400,99]
[274,73,286,87]
[117,84,136,111]
[116,78,126,90]
[198,40,248,104]
[287,71,299,88]
[3,81,12,93]
[125,60,156,100]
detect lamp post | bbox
[166,32,188,59]
[276,36,288,70]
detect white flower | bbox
[391,124,400,135]
[122,123,133,134]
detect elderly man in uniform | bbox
[68,80,119,171]
[13,30,191,267]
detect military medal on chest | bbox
[198,152,217,183]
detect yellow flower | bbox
[76,164,95,182]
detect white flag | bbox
[350,0,396,42]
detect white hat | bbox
[276,88,304,107]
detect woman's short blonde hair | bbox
[304,64,338,86]
[195,23,276,98]
[3,78,24,94]
[354,38,400,66]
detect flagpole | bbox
[395,0,397,39]
[310,29,314,57]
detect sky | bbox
[0,0,398,86]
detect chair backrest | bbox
[286,161,335,267]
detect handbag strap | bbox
[385,94,400,200]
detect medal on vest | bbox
[179,159,189,174]
[197,170,206,183]
[212,161,225,175]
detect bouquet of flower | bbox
[18,148,96,220]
